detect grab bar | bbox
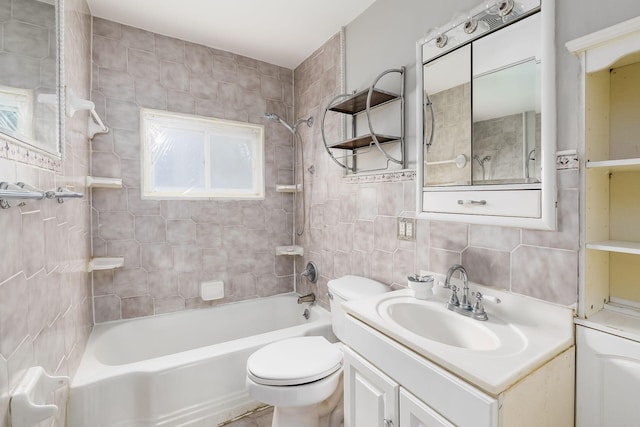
[0,182,84,209]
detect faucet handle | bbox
[472,291,501,304]
[446,285,460,310]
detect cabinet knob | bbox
[383,419,394,427]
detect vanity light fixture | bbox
[496,0,515,16]
[435,33,448,48]
[463,18,479,34]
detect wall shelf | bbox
[586,240,640,255]
[86,176,122,188]
[275,184,302,193]
[586,158,640,171]
[88,257,124,272]
[275,246,304,256]
[321,67,405,173]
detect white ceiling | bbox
[86,0,376,69]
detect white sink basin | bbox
[343,280,575,395]
[380,300,500,351]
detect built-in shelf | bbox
[327,134,400,150]
[88,257,124,272]
[586,158,640,171]
[275,184,302,193]
[275,245,304,256]
[586,240,640,255]
[328,88,401,115]
[86,176,122,188]
[575,304,640,343]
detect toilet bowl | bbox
[246,276,389,427]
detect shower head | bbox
[264,112,313,134]
[264,112,294,133]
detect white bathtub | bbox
[69,293,334,427]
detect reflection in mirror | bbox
[0,0,60,157]
[423,45,471,187]
[472,59,541,184]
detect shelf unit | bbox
[567,16,640,324]
[321,68,405,173]
[87,257,124,272]
[275,245,304,256]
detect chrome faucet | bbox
[444,264,471,311]
[297,293,316,305]
[443,264,500,321]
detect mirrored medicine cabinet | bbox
[0,0,63,159]
[416,0,557,230]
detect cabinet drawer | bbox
[423,189,541,218]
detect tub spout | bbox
[297,293,316,304]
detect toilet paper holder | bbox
[10,366,70,427]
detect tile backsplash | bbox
[90,18,297,322]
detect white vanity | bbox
[340,273,575,427]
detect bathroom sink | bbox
[342,278,575,395]
[379,300,500,351]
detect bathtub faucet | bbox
[297,293,316,305]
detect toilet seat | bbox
[247,336,342,386]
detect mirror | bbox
[0,0,61,157]
[423,12,541,187]
[417,0,556,230]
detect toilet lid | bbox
[247,337,342,386]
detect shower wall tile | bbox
[91,18,295,321]
[0,1,93,425]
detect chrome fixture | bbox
[496,0,515,17]
[473,154,492,181]
[301,261,318,284]
[297,293,316,305]
[302,308,311,320]
[443,264,501,321]
[525,148,536,180]
[0,182,83,209]
[264,113,313,134]
[435,33,448,48]
[264,112,313,237]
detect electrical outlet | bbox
[397,217,416,241]
[398,219,406,238]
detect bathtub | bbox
[69,293,335,427]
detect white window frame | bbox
[140,108,265,200]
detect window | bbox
[0,85,34,140]
[141,109,264,200]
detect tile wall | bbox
[90,18,297,322]
[0,0,93,425]
[294,34,578,309]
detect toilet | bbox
[246,275,389,427]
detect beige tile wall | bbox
[294,34,578,309]
[0,0,93,425]
[90,18,297,322]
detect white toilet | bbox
[246,275,388,427]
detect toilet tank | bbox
[327,275,388,341]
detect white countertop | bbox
[342,281,575,395]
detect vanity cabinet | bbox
[343,315,574,427]
[344,347,454,427]
[343,347,398,427]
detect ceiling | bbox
[86,0,376,69]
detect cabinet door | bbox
[344,346,398,427]
[399,388,454,427]
[577,326,640,427]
